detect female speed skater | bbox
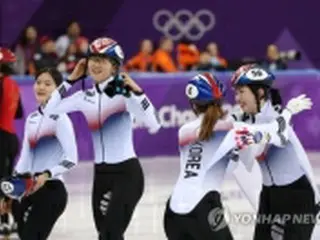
[163,71,312,240]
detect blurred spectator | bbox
[75,37,89,56]
[57,43,83,74]
[176,40,200,71]
[263,44,287,70]
[29,36,58,74]
[152,37,177,72]
[14,26,40,74]
[55,21,87,57]
[196,51,215,71]
[206,42,228,71]
[125,39,153,72]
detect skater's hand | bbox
[235,127,256,149]
[280,94,313,125]
[68,58,87,81]
[286,94,312,115]
[121,72,143,93]
[0,198,11,214]
[31,172,50,194]
[235,127,269,149]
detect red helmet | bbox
[0,48,16,63]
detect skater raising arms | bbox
[230,64,319,240]
[43,37,161,239]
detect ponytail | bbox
[198,104,224,141]
[248,85,283,111]
[270,88,282,106]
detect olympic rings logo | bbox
[153,9,215,41]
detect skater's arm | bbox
[207,130,238,168]
[43,81,73,110]
[234,116,290,148]
[125,92,161,134]
[15,118,32,174]
[48,115,78,178]
[206,128,258,171]
[251,94,313,147]
[43,81,83,115]
[122,73,161,134]
[44,88,84,116]
[178,119,233,147]
[43,59,87,113]
[233,94,313,148]
[234,106,305,148]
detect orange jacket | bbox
[0,76,20,133]
[177,43,200,70]
[152,49,177,72]
[125,52,153,72]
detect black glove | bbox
[104,75,131,98]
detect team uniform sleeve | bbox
[125,92,161,134]
[44,81,73,110]
[43,81,83,115]
[206,129,238,168]
[14,118,32,174]
[178,123,199,147]
[218,112,292,171]
[258,115,289,147]
[207,127,262,210]
[48,115,78,177]
[235,114,289,148]
[206,127,257,171]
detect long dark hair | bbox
[248,84,282,111]
[269,88,282,106]
[192,101,224,141]
[35,68,63,87]
[15,26,38,48]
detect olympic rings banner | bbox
[13,70,320,160]
[152,9,215,41]
[1,0,320,69]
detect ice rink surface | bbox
[41,152,320,239]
